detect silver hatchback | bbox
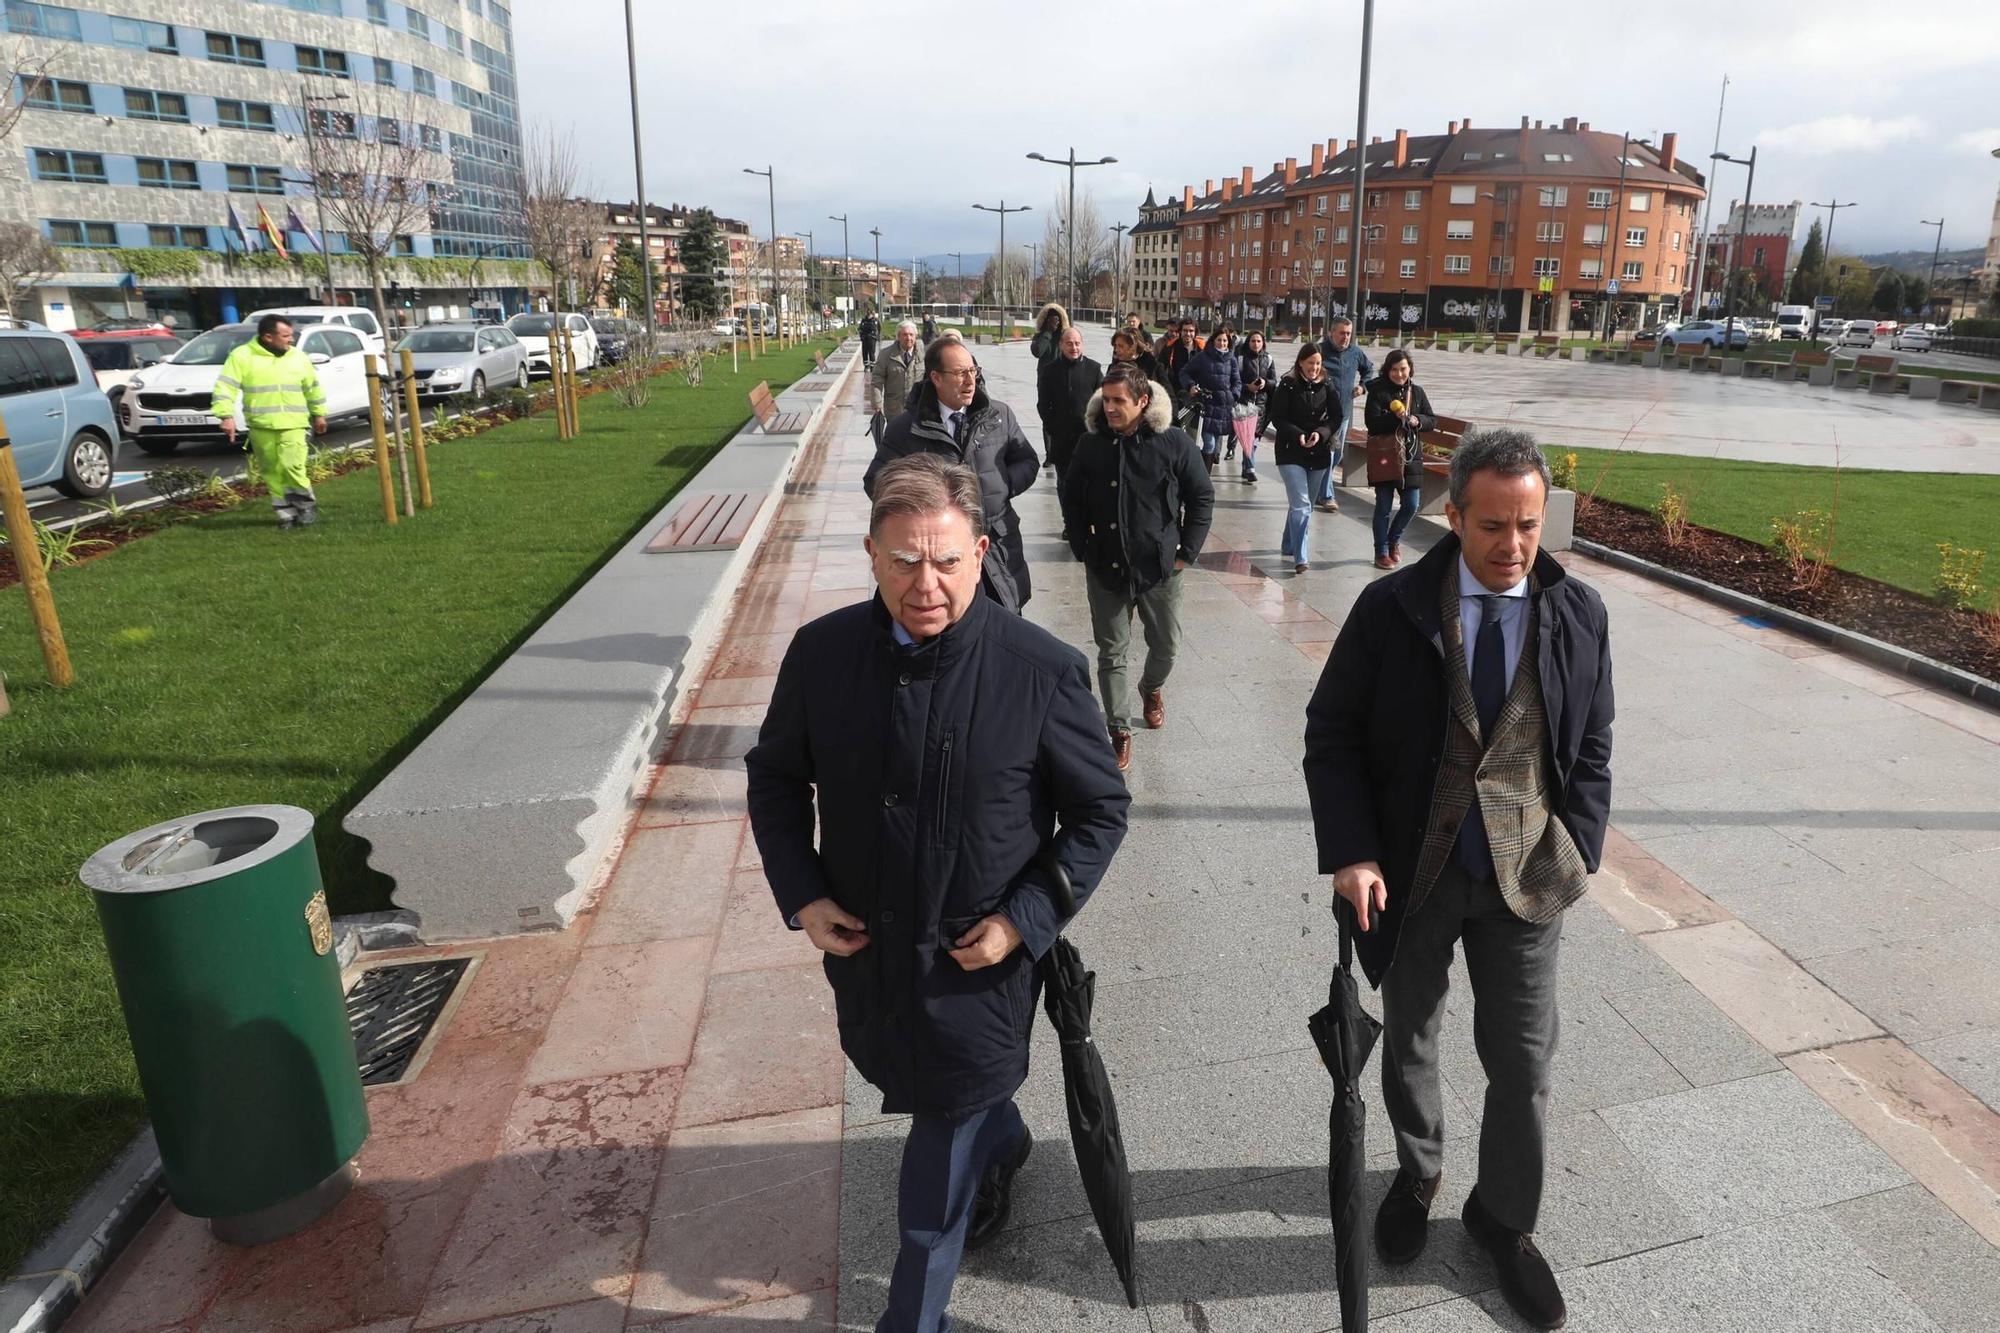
[395,323,529,402]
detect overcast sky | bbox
[517,0,2000,265]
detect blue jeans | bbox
[1201,428,1226,458]
[1374,483,1420,557]
[1315,410,1351,502]
[1279,463,1327,566]
[878,1099,1026,1332]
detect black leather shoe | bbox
[965,1128,1033,1252]
[1462,1186,1566,1329]
[1374,1168,1441,1265]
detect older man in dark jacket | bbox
[747,453,1130,1333]
[867,337,1040,610]
[1059,363,1214,771]
[1316,316,1374,508]
[1035,326,1102,509]
[1302,428,1612,1333]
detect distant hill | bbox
[1855,246,1982,273]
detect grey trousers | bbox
[1381,859,1563,1234]
[1083,567,1184,732]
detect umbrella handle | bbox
[1038,846,1077,919]
[1336,895,1354,972]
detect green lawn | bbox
[1564,446,2000,602]
[0,337,836,1275]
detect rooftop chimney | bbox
[1660,131,1678,171]
[1184,185,1194,210]
[1204,178,1214,197]
[1578,120,1590,132]
[1448,120,1459,135]
[1241,166,1254,193]
[1463,115,1472,129]
[1345,138,1356,153]
[1222,178,1236,201]
[1285,156,1299,185]
[1311,142,1325,174]
[1326,136,1337,160]
[1394,129,1408,168]
[1370,135,1381,145]
[1521,115,1531,129]
[1534,119,1543,130]
[1562,116,1578,132]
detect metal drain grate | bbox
[346,957,472,1086]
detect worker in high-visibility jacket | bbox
[212,314,329,527]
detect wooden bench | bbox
[1926,377,1989,406]
[1340,413,1470,513]
[1786,349,1834,386]
[1531,335,1562,359]
[645,491,769,553]
[1835,353,1905,394]
[1673,343,1713,373]
[747,380,809,434]
[1741,351,1790,380]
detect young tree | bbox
[0,222,61,318]
[607,238,647,314]
[1871,270,1906,315]
[1787,218,1824,303]
[299,85,443,340]
[677,209,723,320]
[521,125,600,311]
[1040,190,1109,310]
[977,253,1032,306]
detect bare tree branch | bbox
[521,124,598,310]
[0,38,59,150]
[0,221,61,317]
[1040,191,1109,308]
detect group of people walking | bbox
[748,307,1615,1333]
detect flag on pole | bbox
[225,203,253,253]
[285,206,324,255]
[256,203,289,260]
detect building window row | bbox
[21,75,90,111]
[136,156,199,189]
[125,86,189,122]
[31,146,104,182]
[30,147,293,194]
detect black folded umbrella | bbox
[1037,856,1139,1309]
[1308,900,1382,1333]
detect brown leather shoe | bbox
[1374,554,1395,570]
[1315,500,1340,513]
[1110,729,1133,771]
[1141,688,1166,729]
[1375,1168,1441,1266]
[1390,542,1402,564]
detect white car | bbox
[122,322,383,454]
[506,312,599,376]
[1817,318,1846,340]
[242,305,387,359]
[1890,325,1933,352]
[1837,322,1877,349]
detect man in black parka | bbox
[1303,428,1613,1332]
[1035,325,1102,521]
[867,337,1040,611]
[746,453,1130,1333]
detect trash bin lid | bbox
[81,804,317,895]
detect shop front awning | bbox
[35,271,137,289]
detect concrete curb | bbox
[1573,537,2000,711]
[343,344,861,940]
[2,1131,163,1333]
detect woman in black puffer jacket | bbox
[1234,329,1276,482]
[1266,342,1339,573]
[1361,348,1438,570]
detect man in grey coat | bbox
[870,320,924,445]
[1316,316,1374,509]
[866,337,1040,611]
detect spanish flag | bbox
[256,202,289,260]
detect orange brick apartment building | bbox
[1171,117,1708,336]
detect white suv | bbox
[242,305,387,359]
[505,312,599,376]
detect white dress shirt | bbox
[1458,556,1529,693]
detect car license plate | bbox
[161,413,209,426]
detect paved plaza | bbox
[64,335,2000,1332]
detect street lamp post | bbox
[868,226,882,310]
[1027,147,1118,312]
[742,165,777,338]
[1345,0,1375,330]
[1807,200,1856,326]
[621,0,655,343]
[803,228,815,323]
[973,200,1032,313]
[1711,146,1757,348]
[1920,217,1946,324]
[299,84,350,304]
[829,213,851,322]
[1110,221,1129,323]
[1022,243,1039,304]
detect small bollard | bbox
[397,348,433,508]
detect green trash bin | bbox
[82,804,370,1244]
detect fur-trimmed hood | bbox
[1083,379,1173,435]
[1035,301,1072,333]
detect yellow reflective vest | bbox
[211,339,328,431]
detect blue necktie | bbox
[949,410,965,442]
[1457,594,1508,880]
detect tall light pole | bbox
[1711,146,1756,346]
[829,212,850,320]
[868,226,882,309]
[1808,199,1856,323]
[1023,243,1039,303]
[1110,221,1129,322]
[1689,74,1728,316]
[1920,217,1946,323]
[973,200,1031,309]
[1345,0,1375,331]
[802,228,814,320]
[742,164,776,333]
[1028,147,1118,312]
[621,0,655,342]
